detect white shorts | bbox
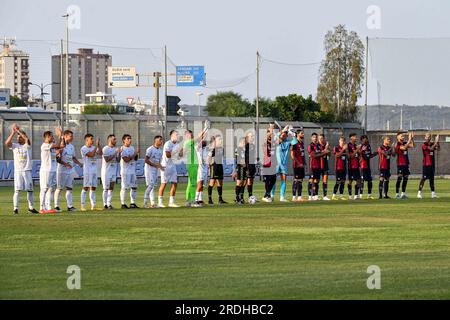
[14,170,33,191]
[101,170,117,190]
[145,169,159,187]
[83,172,98,188]
[57,171,74,189]
[197,164,208,183]
[161,165,177,184]
[121,172,137,189]
[40,171,57,190]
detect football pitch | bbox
[0,179,449,300]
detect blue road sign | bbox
[176,66,206,87]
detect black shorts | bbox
[397,165,410,176]
[236,164,247,181]
[348,168,361,181]
[293,167,305,179]
[362,168,373,181]
[310,168,322,180]
[246,164,256,179]
[379,169,391,179]
[336,170,346,182]
[422,166,435,179]
[209,164,224,180]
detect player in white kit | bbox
[55,130,82,212]
[80,134,102,211]
[101,134,121,210]
[120,134,140,209]
[39,127,63,213]
[158,130,183,208]
[143,135,164,208]
[5,123,38,215]
[194,140,209,206]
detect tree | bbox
[10,95,26,107]
[253,97,277,119]
[317,25,365,122]
[206,91,253,117]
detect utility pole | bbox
[153,72,161,115]
[256,51,260,165]
[364,36,369,133]
[60,39,64,129]
[164,45,168,139]
[62,13,69,127]
[400,106,403,130]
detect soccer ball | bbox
[248,196,257,205]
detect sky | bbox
[1,0,450,106]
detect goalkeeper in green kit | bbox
[183,121,209,207]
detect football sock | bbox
[384,180,390,196]
[66,190,73,208]
[396,177,402,194]
[89,190,96,207]
[13,190,19,209]
[81,189,87,206]
[27,191,34,209]
[247,185,253,197]
[54,188,61,207]
[402,176,408,193]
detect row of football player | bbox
[5,122,220,214]
[257,125,440,203]
[5,123,440,214]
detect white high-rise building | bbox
[0,38,30,101]
[52,48,112,106]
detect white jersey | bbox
[11,143,32,172]
[102,146,118,174]
[57,143,75,174]
[161,140,179,167]
[40,142,57,172]
[81,145,98,175]
[120,145,136,175]
[145,145,163,175]
[195,143,207,167]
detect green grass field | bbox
[0,179,449,300]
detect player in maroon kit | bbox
[347,133,362,200]
[308,133,326,201]
[290,129,307,202]
[378,136,393,199]
[417,132,440,199]
[393,132,415,199]
[359,135,378,199]
[318,134,331,200]
[332,136,348,200]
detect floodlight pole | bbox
[60,39,64,129]
[364,36,369,133]
[256,51,260,166]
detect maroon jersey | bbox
[319,143,329,170]
[333,145,347,171]
[308,143,321,170]
[347,143,360,169]
[422,142,436,167]
[378,145,392,170]
[360,143,372,169]
[291,140,305,168]
[395,141,410,167]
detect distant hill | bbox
[365,105,450,131]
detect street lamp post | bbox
[28,82,60,109]
[195,91,204,116]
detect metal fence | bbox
[1,111,448,177]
